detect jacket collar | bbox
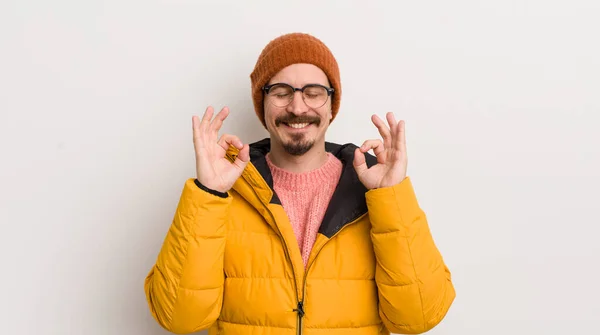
[230,137,377,238]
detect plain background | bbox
[1,0,599,334]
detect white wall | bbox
[1,0,599,334]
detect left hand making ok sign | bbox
[353,112,408,190]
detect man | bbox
[144,32,455,335]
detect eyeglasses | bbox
[263,83,334,109]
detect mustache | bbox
[275,115,321,127]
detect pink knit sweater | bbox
[266,152,343,267]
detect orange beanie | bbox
[250,33,341,128]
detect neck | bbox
[268,141,329,174]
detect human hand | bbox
[192,106,250,193]
[353,112,407,190]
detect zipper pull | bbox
[293,301,305,317]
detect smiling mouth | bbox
[284,122,311,129]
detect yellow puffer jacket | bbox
[145,139,455,335]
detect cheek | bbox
[264,105,284,128]
[323,107,333,123]
[264,105,275,122]
[324,101,333,121]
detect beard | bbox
[275,114,322,156]
[282,134,314,156]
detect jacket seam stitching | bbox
[305,322,382,329]
[218,320,293,329]
[179,285,222,291]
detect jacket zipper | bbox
[235,154,306,335]
[251,189,303,334]
[247,175,367,335]
[294,301,305,335]
[296,212,368,335]
[268,207,304,335]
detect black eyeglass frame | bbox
[262,82,335,108]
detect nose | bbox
[286,91,309,115]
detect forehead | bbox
[269,63,330,86]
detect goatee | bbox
[283,134,314,156]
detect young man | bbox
[144,32,455,335]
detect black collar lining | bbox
[248,138,377,238]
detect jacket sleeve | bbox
[144,178,231,334]
[366,177,455,334]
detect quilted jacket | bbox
[144,138,455,334]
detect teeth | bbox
[288,123,309,129]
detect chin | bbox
[283,141,314,156]
[281,133,315,156]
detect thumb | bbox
[353,147,368,176]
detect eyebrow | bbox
[268,81,330,87]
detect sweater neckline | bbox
[265,152,342,191]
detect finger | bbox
[192,115,204,149]
[235,144,250,165]
[210,106,230,135]
[371,114,391,147]
[198,106,215,138]
[390,119,403,152]
[360,139,384,153]
[217,134,244,151]
[353,148,368,175]
[201,106,214,124]
[397,120,406,153]
[192,115,200,137]
[360,139,386,164]
[386,112,399,142]
[386,112,398,130]
[230,144,250,173]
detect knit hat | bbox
[250,33,341,128]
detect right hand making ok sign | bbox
[192,106,250,193]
